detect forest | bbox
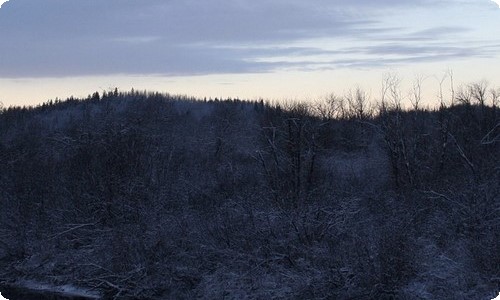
[0,83,498,299]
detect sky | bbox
[0,0,499,107]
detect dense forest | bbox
[0,85,499,299]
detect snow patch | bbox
[15,280,101,299]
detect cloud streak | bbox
[0,0,498,78]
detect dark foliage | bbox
[0,90,498,299]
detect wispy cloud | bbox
[0,0,498,78]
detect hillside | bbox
[0,90,498,299]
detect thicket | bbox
[0,85,498,299]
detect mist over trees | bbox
[0,84,498,299]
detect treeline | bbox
[0,87,498,299]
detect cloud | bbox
[0,0,498,78]
[242,40,500,72]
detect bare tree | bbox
[448,69,455,106]
[436,72,448,108]
[345,87,372,120]
[469,81,489,107]
[327,93,347,120]
[409,74,426,111]
[314,93,347,120]
[381,73,403,110]
[456,81,489,107]
[455,84,473,105]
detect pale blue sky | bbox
[0,0,499,107]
